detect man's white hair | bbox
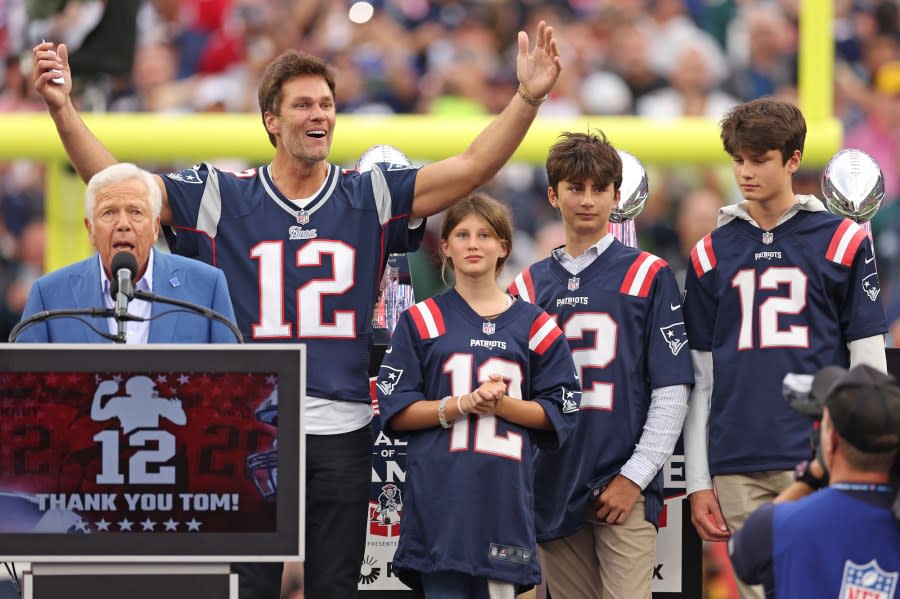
[84,163,161,223]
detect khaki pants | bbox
[714,471,794,599]
[538,496,656,599]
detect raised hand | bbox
[516,20,563,102]
[32,41,71,111]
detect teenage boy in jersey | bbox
[509,131,693,598]
[729,364,900,599]
[682,98,888,599]
[32,22,562,599]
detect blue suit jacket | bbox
[16,252,238,343]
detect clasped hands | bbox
[459,374,507,416]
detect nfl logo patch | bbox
[762,231,774,245]
[296,210,310,225]
[568,277,580,291]
[839,559,898,599]
[482,322,496,335]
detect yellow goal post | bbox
[0,0,836,271]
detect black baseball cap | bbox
[811,364,900,453]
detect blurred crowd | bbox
[0,0,898,596]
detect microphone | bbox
[109,251,137,341]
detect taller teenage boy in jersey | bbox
[682,98,888,599]
[32,22,562,599]
[508,131,693,599]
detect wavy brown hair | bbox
[720,98,806,164]
[546,130,622,194]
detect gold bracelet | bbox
[517,83,546,107]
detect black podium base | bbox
[23,564,236,599]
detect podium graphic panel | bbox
[0,344,304,562]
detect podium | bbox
[24,563,234,599]
[0,344,306,599]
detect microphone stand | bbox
[10,296,243,344]
[8,308,142,343]
[133,290,244,343]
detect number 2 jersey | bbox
[375,289,580,588]
[509,239,694,541]
[162,161,422,403]
[683,197,887,476]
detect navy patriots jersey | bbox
[684,209,887,476]
[375,289,580,588]
[729,486,900,599]
[162,162,422,403]
[509,240,694,541]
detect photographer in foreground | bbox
[729,364,900,599]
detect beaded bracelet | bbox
[438,396,452,429]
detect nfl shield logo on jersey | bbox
[482,321,496,335]
[296,210,310,225]
[838,559,898,599]
[568,277,580,291]
[762,231,774,245]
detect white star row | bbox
[94,373,275,387]
[94,374,193,385]
[73,517,203,532]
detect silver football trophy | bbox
[821,148,885,224]
[822,148,885,255]
[357,145,418,338]
[608,149,649,248]
[357,144,413,171]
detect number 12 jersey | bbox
[684,201,887,476]
[376,289,580,588]
[162,161,423,403]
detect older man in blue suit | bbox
[17,163,236,343]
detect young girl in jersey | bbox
[376,194,581,598]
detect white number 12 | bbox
[443,354,524,461]
[731,267,808,349]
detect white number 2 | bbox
[250,240,356,339]
[443,354,524,461]
[732,267,808,349]
[564,313,617,411]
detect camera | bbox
[781,372,823,419]
[783,370,900,523]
